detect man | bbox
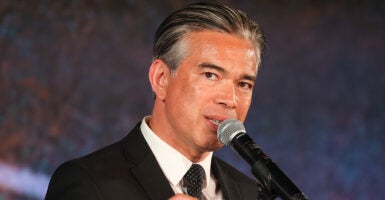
[45,1,266,200]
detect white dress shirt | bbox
[141,116,223,200]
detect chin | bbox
[204,141,223,152]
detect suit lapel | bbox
[212,157,260,200]
[122,123,175,199]
[212,157,242,200]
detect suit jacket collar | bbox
[212,157,240,200]
[120,122,257,200]
[212,156,259,200]
[121,122,175,200]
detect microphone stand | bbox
[252,159,307,200]
[257,186,276,200]
[217,119,307,200]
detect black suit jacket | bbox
[45,122,259,200]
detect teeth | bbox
[209,119,221,126]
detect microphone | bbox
[217,118,307,200]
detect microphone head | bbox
[217,118,246,145]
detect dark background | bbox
[1,0,384,199]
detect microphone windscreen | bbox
[217,118,245,145]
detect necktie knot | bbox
[183,164,205,199]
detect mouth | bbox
[208,118,222,126]
[205,115,233,132]
[206,116,229,128]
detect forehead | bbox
[183,31,259,72]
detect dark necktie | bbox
[183,164,205,199]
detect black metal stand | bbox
[252,160,307,200]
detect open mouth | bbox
[208,118,222,126]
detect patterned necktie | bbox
[183,164,205,199]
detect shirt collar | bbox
[140,116,213,188]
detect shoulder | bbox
[45,138,129,198]
[53,122,145,177]
[45,157,105,200]
[65,122,144,172]
[45,122,148,199]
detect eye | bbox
[203,72,219,81]
[238,81,253,90]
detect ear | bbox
[148,59,171,100]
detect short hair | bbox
[153,1,266,71]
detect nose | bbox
[215,81,237,109]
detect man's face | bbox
[159,31,258,156]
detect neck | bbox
[148,104,211,163]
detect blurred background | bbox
[1,0,384,199]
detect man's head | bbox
[153,1,265,72]
[148,1,265,162]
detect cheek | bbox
[237,95,253,119]
[183,84,207,109]
[180,76,207,98]
[168,76,203,108]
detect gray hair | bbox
[153,1,266,71]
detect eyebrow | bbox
[198,62,257,82]
[198,62,225,73]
